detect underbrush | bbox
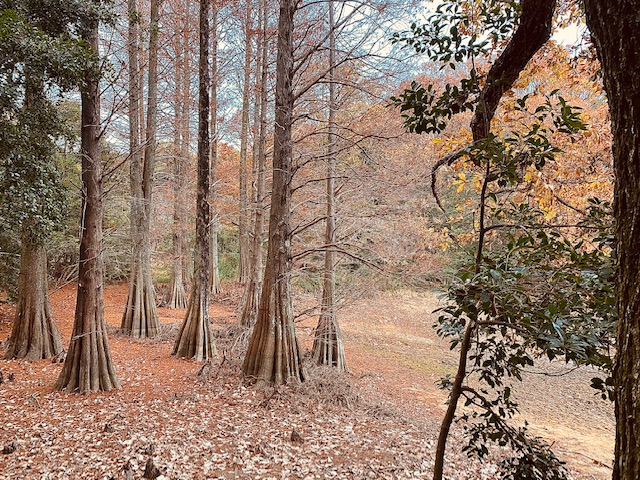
[197,323,406,422]
[106,322,179,343]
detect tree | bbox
[582,2,640,478]
[56,7,120,393]
[311,0,346,371]
[121,0,162,337]
[242,0,305,386]
[210,0,222,296]
[0,3,90,361]
[237,0,254,285]
[172,0,216,361]
[0,86,65,361]
[239,0,268,328]
[393,1,617,478]
[430,2,559,477]
[169,0,191,309]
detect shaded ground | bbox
[0,284,613,479]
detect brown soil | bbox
[0,284,613,479]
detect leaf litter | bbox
[0,283,612,479]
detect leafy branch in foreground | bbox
[393,1,614,478]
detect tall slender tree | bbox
[242,0,304,386]
[121,0,162,337]
[237,1,254,285]
[209,0,222,296]
[56,11,120,393]
[169,0,191,309]
[239,0,268,328]
[311,0,346,371]
[172,0,215,361]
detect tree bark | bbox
[121,0,162,337]
[210,0,221,296]
[311,0,346,371]
[173,0,216,361]
[471,0,556,140]
[242,0,304,387]
[169,11,187,309]
[240,0,268,328]
[582,2,640,479]
[180,7,193,288]
[56,20,120,393]
[5,229,63,361]
[237,1,253,285]
[170,0,190,309]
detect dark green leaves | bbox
[390,74,480,134]
[0,1,100,244]
[0,9,93,91]
[391,3,490,62]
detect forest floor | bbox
[0,283,613,480]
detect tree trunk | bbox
[433,321,475,480]
[121,0,161,337]
[583,2,640,479]
[180,8,193,289]
[173,0,216,361]
[56,20,120,393]
[209,0,221,296]
[311,0,345,371]
[242,0,304,387]
[470,0,556,140]
[169,1,190,309]
[169,25,187,309]
[4,229,63,361]
[240,0,268,328]
[432,1,555,477]
[237,1,253,285]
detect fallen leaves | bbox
[0,284,613,479]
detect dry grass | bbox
[106,322,179,344]
[213,323,251,359]
[294,363,358,408]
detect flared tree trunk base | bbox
[243,293,304,388]
[311,312,346,371]
[5,240,63,361]
[173,285,216,361]
[210,262,221,296]
[169,276,188,309]
[210,273,221,296]
[121,264,160,337]
[55,284,120,394]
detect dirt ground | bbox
[0,283,613,479]
[333,290,614,479]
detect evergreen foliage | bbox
[393,1,615,478]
